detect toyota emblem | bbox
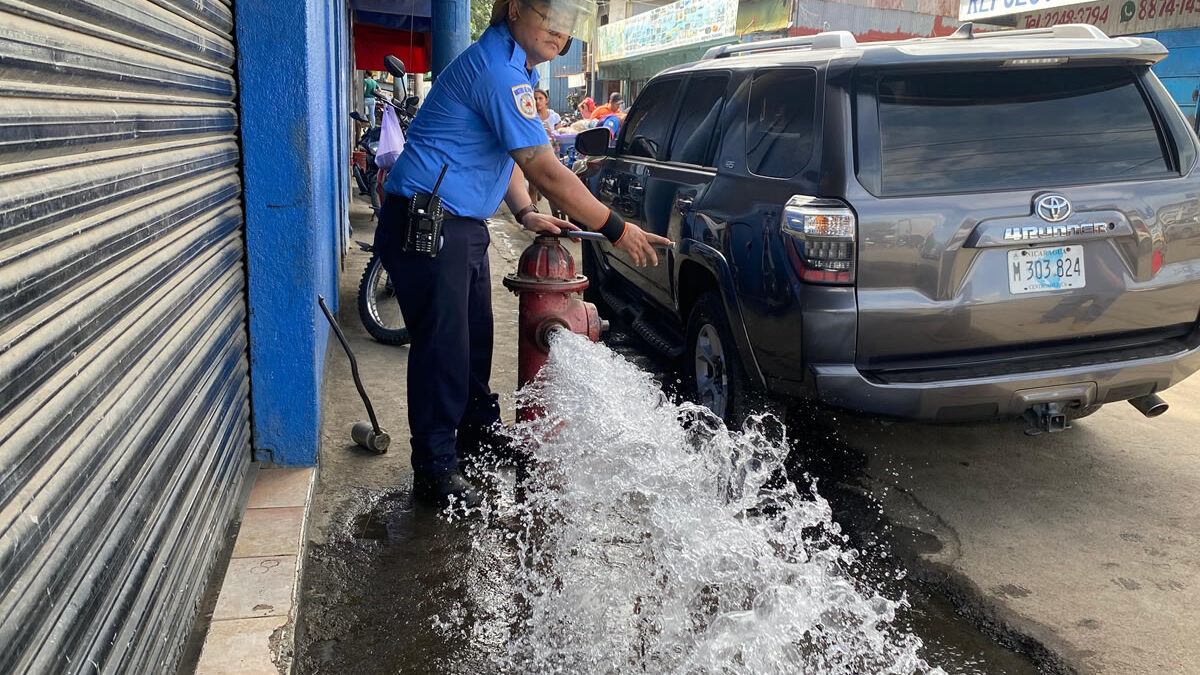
[1035,194,1072,223]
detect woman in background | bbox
[576,95,594,120]
[528,89,561,207]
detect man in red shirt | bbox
[590,91,624,121]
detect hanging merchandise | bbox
[375,104,405,169]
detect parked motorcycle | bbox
[356,54,416,346]
[350,114,382,210]
[355,240,409,345]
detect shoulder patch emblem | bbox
[512,83,537,120]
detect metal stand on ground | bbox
[318,295,391,454]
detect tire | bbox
[686,292,763,429]
[358,252,410,346]
[352,166,369,196]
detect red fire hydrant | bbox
[503,235,607,421]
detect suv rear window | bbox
[870,67,1173,195]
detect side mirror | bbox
[384,55,407,97]
[576,127,614,157]
[384,55,406,78]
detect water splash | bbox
[474,331,944,675]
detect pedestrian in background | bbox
[535,89,560,131]
[577,95,595,119]
[363,70,379,126]
[527,89,560,207]
[374,0,671,510]
[591,91,624,121]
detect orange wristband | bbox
[599,209,626,244]
[612,222,628,246]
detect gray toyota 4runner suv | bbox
[574,23,1200,433]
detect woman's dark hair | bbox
[489,0,510,26]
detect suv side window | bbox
[619,78,682,160]
[746,69,818,178]
[668,74,729,166]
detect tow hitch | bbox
[1023,401,1071,436]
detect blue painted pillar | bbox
[432,0,470,76]
[235,0,349,465]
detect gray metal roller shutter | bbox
[0,0,251,672]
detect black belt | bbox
[383,192,481,224]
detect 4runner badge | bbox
[1003,222,1112,242]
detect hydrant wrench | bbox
[317,295,391,454]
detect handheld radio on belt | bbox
[403,163,449,257]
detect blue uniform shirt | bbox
[384,23,550,220]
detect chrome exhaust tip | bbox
[1128,393,1168,418]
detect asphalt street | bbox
[829,376,1200,674]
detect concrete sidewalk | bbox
[304,198,533,543]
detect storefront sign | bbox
[960,0,1092,21]
[597,0,738,62]
[737,0,794,34]
[1016,0,1200,33]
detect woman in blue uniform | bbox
[376,0,670,509]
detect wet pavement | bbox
[296,466,1040,675]
[294,201,1043,674]
[295,476,1039,675]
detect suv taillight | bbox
[782,196,856,284]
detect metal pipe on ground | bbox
[318,295,391,454]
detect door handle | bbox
[674,194,694,214]
[628,182,644,198]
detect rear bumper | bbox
[809,339,1200,421]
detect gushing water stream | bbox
[464,331,945,674]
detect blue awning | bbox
[355,11,431,31]
[349,0,431,15]
[351,0,432,31]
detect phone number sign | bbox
[961,0,1093,21]
[1015,0,1200,33]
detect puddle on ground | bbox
[296,332,1040,675]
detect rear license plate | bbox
[1007,246,1085,294]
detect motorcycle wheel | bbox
[366,166,380,211]
[358,251,410,346]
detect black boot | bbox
[456,421,519,467]
[411,468,482,510]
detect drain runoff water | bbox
[460,331,946,675]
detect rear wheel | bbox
[358,252,410,346]
[686,292,757,428]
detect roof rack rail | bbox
[973,23,1110,41]
[701,30,857,60]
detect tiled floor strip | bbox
[196,467,315,675]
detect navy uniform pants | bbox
[375,193,501,475]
